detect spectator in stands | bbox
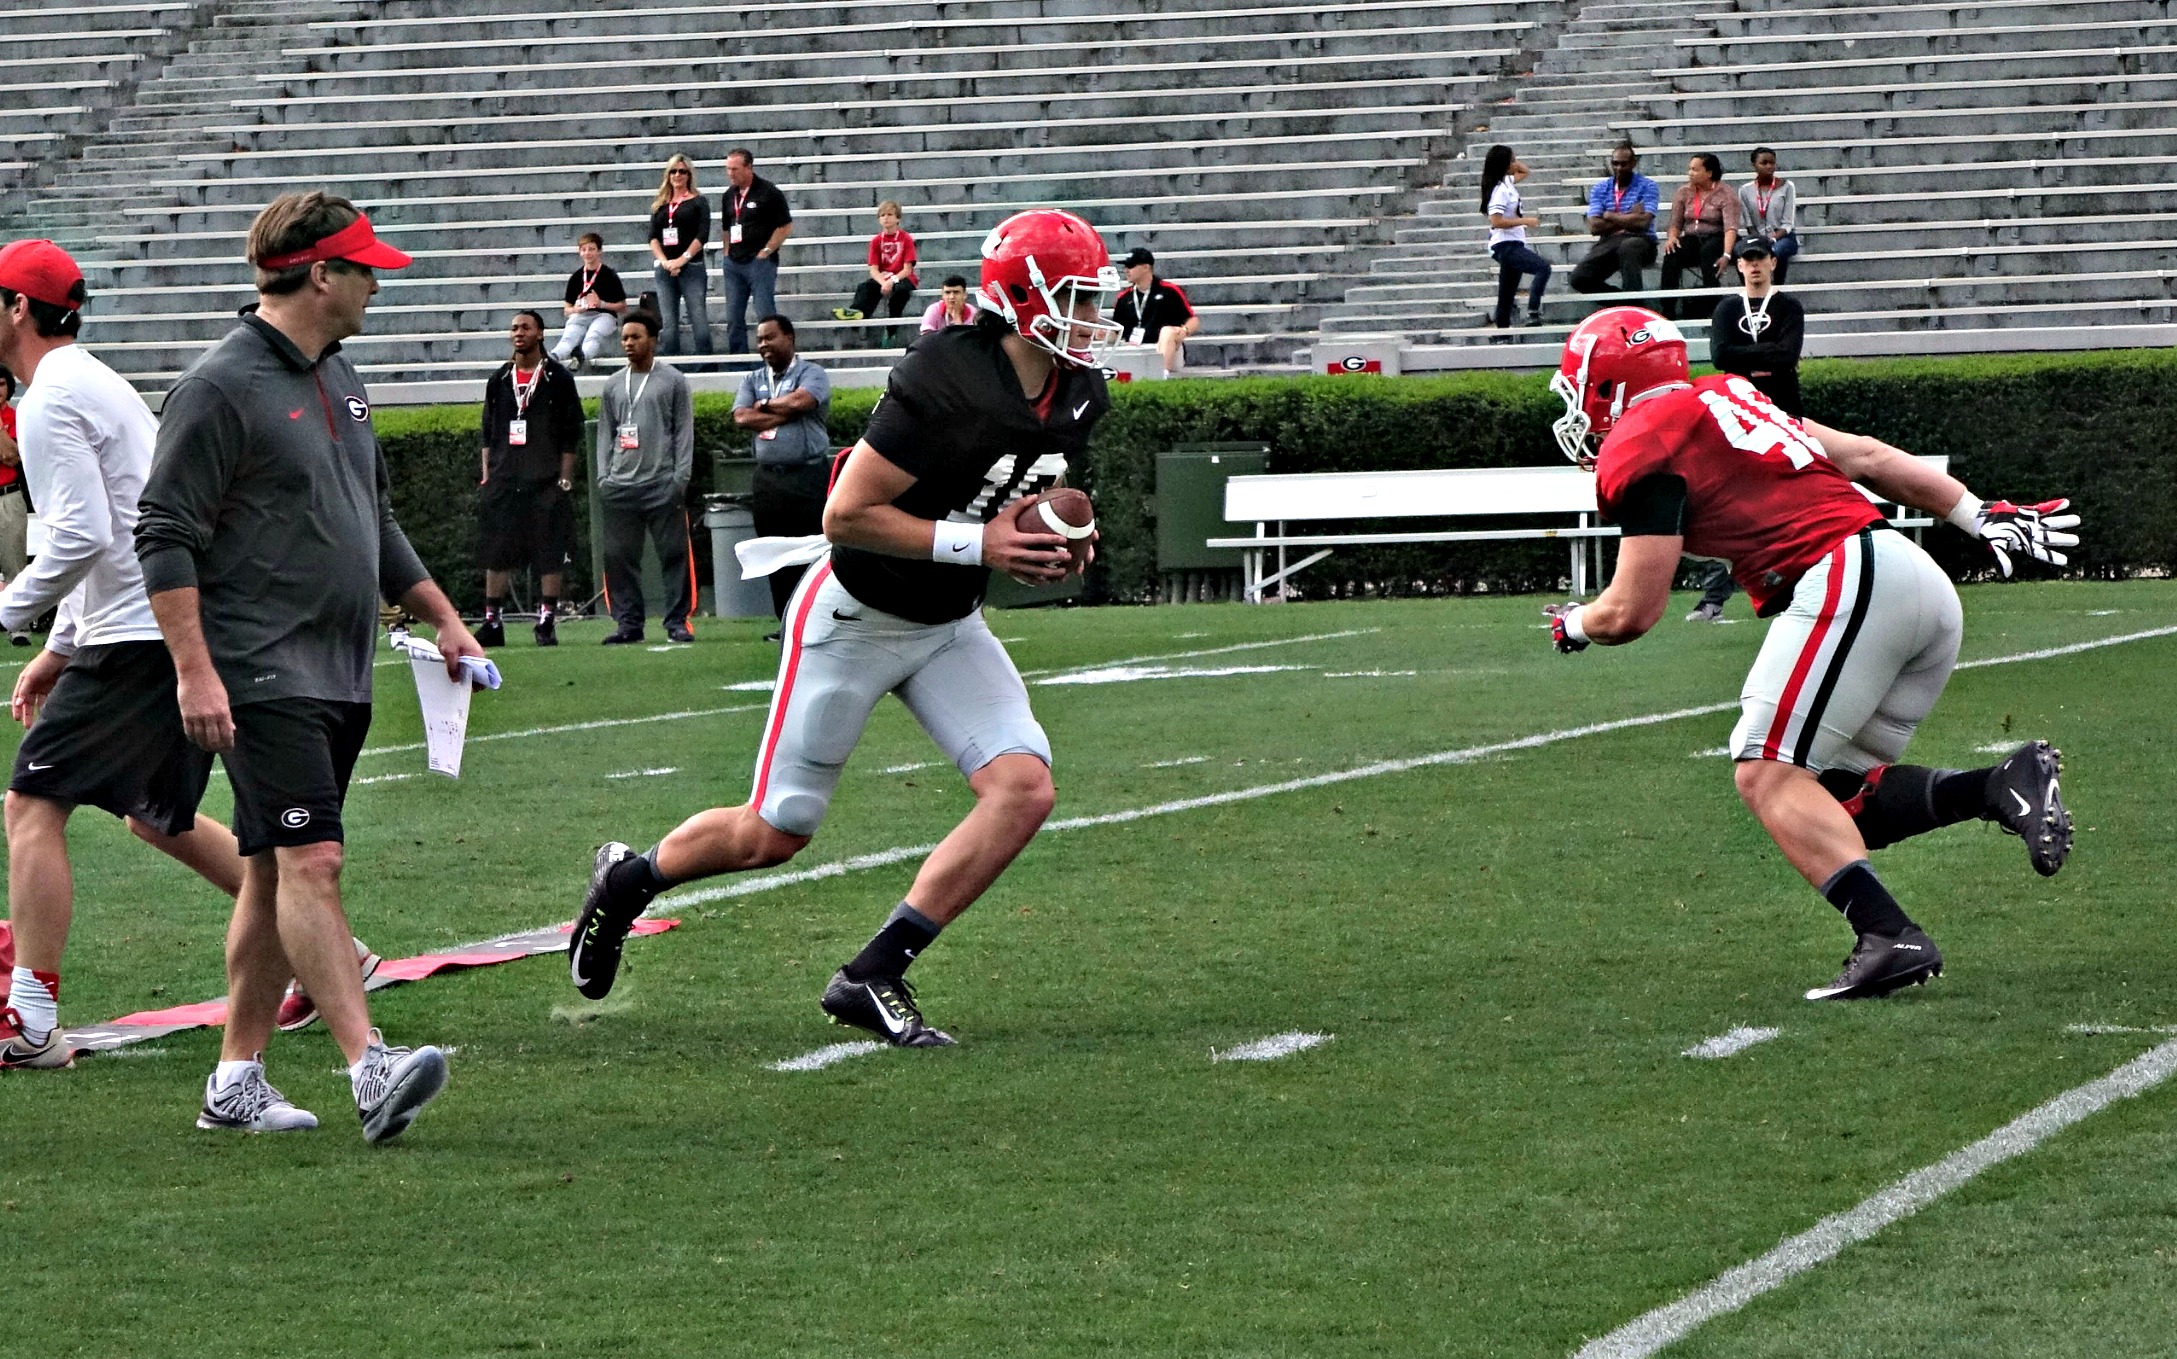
[0,364,26,640]
[1113,247,1198,376]
[648,155,712,357]
[1687,237,1807,623]
[551,232,627,372]
[831,201,918,342]
[716,148,794,355]
[1658,153,1739,321]
[733,314,832,619]
[1570,141,1660,296]
[1480,144,1550,329]
[594,311,696,645]
[1739,147,1799,284]
[478,311,583,647]
[919,274,975,333]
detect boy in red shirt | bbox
[832,201,918,341]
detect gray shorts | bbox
[751,558,1051,836]
[1729,526,1963,775]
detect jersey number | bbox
[1698,377,1825,470]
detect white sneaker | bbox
[352,1028,448,1144]
[196,1057,318,1132]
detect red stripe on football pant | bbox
[750,559,833,809]
[1761,537,1851,761]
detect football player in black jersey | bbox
[571,210,1121,1046]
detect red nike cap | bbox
[253,213,412,271]
[0,239,86,310]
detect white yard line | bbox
[1213,1031,1333,1062]
[357,703,767,759]
[880,761,935,774]
[652,623,2173,911]
[722,679,776,691]
[1953,623,2177,670]
[605,766,679,780]
[1576,1036,2177,1358]
[1035,662,1311,687]
[2067,1023,2177,1036]
[1018,628,1378,680]
[351,771,419,787]
[1682,1027,1780,1060]
[1146,756,1210,768]
[769,1040,887,1072]
[1323,669,1418,678]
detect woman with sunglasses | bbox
[647,155,713,355]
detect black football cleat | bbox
[1986,740,2071,877]
[476,617,506,648]
[1805,927,1944,1001]
[569,843,643,1000]
[820,969,955,1047]
[534,614,558,647]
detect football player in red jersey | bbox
[1544,307,2081,1000]
[568,209,1121,1045]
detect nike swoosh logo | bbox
[948,543,970,554]
[288,409,305,420]
[2010,789,2033,816]
[1072,400,1091,419]
[25,761,52,771]
[571,964,591,986]
[832,609,859,621]
[866,985,909,1036]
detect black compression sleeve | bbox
[1614,473,1689,536]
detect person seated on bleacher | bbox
[919,275,976,333]
[830,200,918,343]
[1738,147,1799,284]
[1112,247,1198,376]
[1570,141,1660,297]
[550,232,628,373]
[1657,152,1739,321]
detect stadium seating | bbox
[1,0,1552,398]
[1311,0,2177,365]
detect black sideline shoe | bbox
[601,628,644,646]
[1986,740,2071,877]
[569,843,643,1000]
[1805,927,1943,1001]
[534,614,558,647]
[476,617,506,648]
[820,969,955,1047]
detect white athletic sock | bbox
[8,965,58,1037]
[213,1058,260,1092]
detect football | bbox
[1014,487,1097,568]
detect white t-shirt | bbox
[1486,178,1527,248]
[0,343,165,652]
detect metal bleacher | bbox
[0,0,1559,402]
[1312,0,2177,370]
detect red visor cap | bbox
[0,239,86,308]
[255,214,413,271]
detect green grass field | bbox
[6,580,2175,1357]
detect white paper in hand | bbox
[409,654,473,777]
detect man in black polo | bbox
[716,148,794,355]
[478,310,584,647]
[1110,247,1199,376]
[136,191,483,1143]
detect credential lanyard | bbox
[623,365,651,414]
[512,361,541,416]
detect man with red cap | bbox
[0,238,248,1073]
[135,192,483,1143]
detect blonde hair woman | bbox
[647,154,712,355]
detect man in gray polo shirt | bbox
[733,313,832,618]
[135,191,482,1144]
[595,309,697,644]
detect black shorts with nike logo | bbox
[10,640,214,837]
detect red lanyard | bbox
[512,362,540,415]
[1754,183,1776,219]
[730,186,750,220]
[578,266,600,294]
[1611,183,1631,213]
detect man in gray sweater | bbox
[594,310,696,643]
[135,192,483,1143]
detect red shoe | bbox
[275,937,383,1032]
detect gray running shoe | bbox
[197,1057,318,1132]
[1805,928,1943,1001]
[353,1029,449,1144]
[1685,601,1725,623]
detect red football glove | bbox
[1542,602,1589,654]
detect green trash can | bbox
[1155,443,1268,603]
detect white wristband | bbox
[1560,605,1588,643]
[930,519,984,566]
[1946,492,1984,535]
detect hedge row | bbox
[375,347,2177,612]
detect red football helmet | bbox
[1550,306,1691,466]
[977,209,1122,366]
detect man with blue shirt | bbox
[1571,141,1661,296]
[733,314,832,617]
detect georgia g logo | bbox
[1625,317,1685,348]
[280,807,312,829]
[345,395,370,421]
